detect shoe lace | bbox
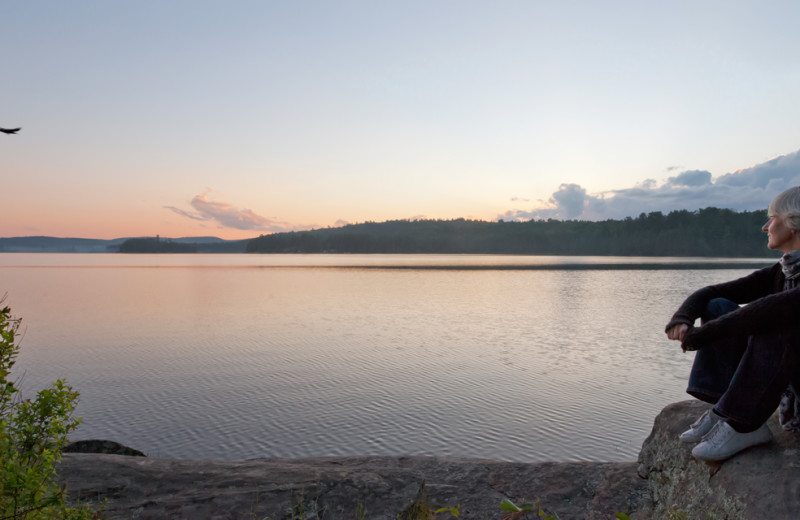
[701,421,729,446]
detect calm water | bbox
[0,254,775,462]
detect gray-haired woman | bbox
[665,185,800,461]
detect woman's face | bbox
[762,214,800,253]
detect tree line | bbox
[246,207,775,257]
[119,237,197,253]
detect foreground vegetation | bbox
[247,207,772,257]
[1,302,98,519]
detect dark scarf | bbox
[778,250,800,431]
[781,249,800,289]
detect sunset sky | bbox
[3,1,800,240]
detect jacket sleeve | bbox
[664,264,780,333]
[681,284,800,350]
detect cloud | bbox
[550,183,587,219]
[164,206,210,222]
[501,148,800,221]
[166,192,293,232]
[499,183,590,221]
[664,169,712,188]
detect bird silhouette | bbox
[1,127,21,134]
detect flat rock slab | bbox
[58,454,650,519]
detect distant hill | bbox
[0,236,127,253]
[0,236,249,253]
[246,208,777,258]
[3,207,779,257]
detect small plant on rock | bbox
[500,498,559,520]
[0,301,97,519]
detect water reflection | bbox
[0,254,774,462]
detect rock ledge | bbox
[58,401,800,519]
[59,454,649,519]
[637,400,800,519]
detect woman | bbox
[665,186,800,462]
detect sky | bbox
[3,1,800,240]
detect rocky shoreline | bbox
[57,401,800,519]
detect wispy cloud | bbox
[500,149,800,221]
[166,192,293,232]
[165,206,210,222]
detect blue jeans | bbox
[687,298,800,430]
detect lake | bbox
[0,253,776,462]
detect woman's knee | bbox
[702,298,739,323]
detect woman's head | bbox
[764,186,800,253]
[769,186,800,231]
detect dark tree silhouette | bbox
[119,237,197,253]
[246,208,773,258]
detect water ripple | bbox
[5,258,744,461]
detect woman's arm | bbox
[680,284,800,350]
[664,264,780,333]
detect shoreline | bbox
[58,401,800,519]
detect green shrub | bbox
[1,302,97,519]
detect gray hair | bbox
[769,186,800,231]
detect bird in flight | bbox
[1,127,21,134]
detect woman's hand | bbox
[666,323,689,342]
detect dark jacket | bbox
[665,263,800,350]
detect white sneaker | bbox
[679,409,721,443]
[691,421,772,462]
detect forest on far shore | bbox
[246,207,776,257]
